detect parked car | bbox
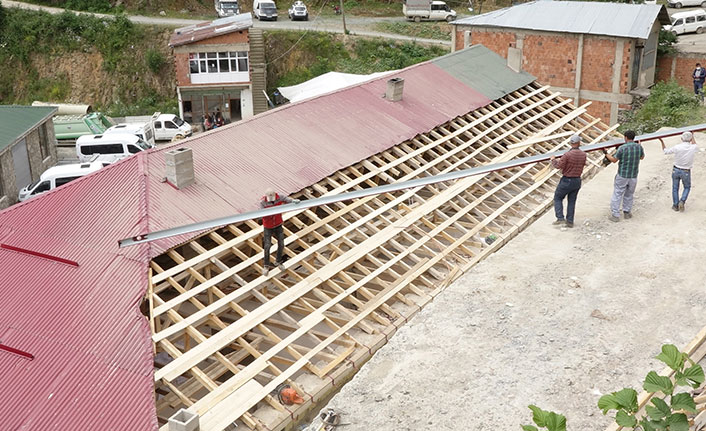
[104,122,156,147]
[76,133,152,164]
[667,0,706,8]
[288,1,308,20]
[663,10,706,34]
[403,0,456,22]
[18,162,103,202]
[254,0,278,20]
[215,0,240,16]
[153,113,193,141]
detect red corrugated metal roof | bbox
[0,59,494,429]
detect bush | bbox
[658,29,678,56]
[620,80,706,134]
[146,48,166,73]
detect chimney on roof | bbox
[165,147,195,189]
[386,78,404,102]
[168,409,199,431]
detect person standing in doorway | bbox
[660,131,699,212]
[260,188,300,276]
[694,63,706,102]
[550,134,587,228]
[605,130,645,222]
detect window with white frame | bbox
[189,51,249,74]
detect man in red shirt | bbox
[550,134,587,228]
[260,188,300,276]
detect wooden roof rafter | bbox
[149,82,617,430]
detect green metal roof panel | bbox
[432,45,536,101]
[0,105,57,152]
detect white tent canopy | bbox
[278,71,396,104]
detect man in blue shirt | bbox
[605,130,645,222]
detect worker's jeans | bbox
[695,81,704,101]
[554,176,582,223]
[610,174,638,217]
[263,225,285,268]
[672,167,692,206]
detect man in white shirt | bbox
[660,131,699,212]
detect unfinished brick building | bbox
[451,1,670,124]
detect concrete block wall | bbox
[656,53,706,92]
[454,25,636,124]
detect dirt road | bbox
[0,0,451,46]
[321,131,706,430]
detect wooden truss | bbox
[148,82,615,430]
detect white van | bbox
[153,113,193,141]
[253,0,278,20]
[18,162,103,202]
[76,133,152,164]
[104,122,156,147]
[664,10,706,34]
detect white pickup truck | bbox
[123,112,193,142]
[403,0,456,22]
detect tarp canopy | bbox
[278,71,396,104]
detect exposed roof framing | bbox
[148,82,615,430]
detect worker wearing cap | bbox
[604,130,645,222]
[550,134,587,228]
[660,131,699,212]
[260,188,300,276]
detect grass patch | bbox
[0,5,174,112]
[102,92,178,117]
[373,21,452,40]
[620,80,706,134]
[265,30,448,93]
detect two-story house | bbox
[169,14,268,127]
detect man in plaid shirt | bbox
[605,130,645,222]
[550,134,587,228]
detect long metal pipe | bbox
[119,124,706,247]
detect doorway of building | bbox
[631,46,643,90]
[230,99,242,122]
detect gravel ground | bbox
[321,131,706,430]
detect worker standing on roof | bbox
[604,130,645,222]
[550,134,587,228]
[660,132,699,212]
[260,188,300,276]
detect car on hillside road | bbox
[288,1,308,20]
[667,0,706,8]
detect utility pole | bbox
[339,0,348,34]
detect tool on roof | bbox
[276,383,304,405]
[118,124,706,248]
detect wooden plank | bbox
[156,100,588,382]
[151,87,552,284]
